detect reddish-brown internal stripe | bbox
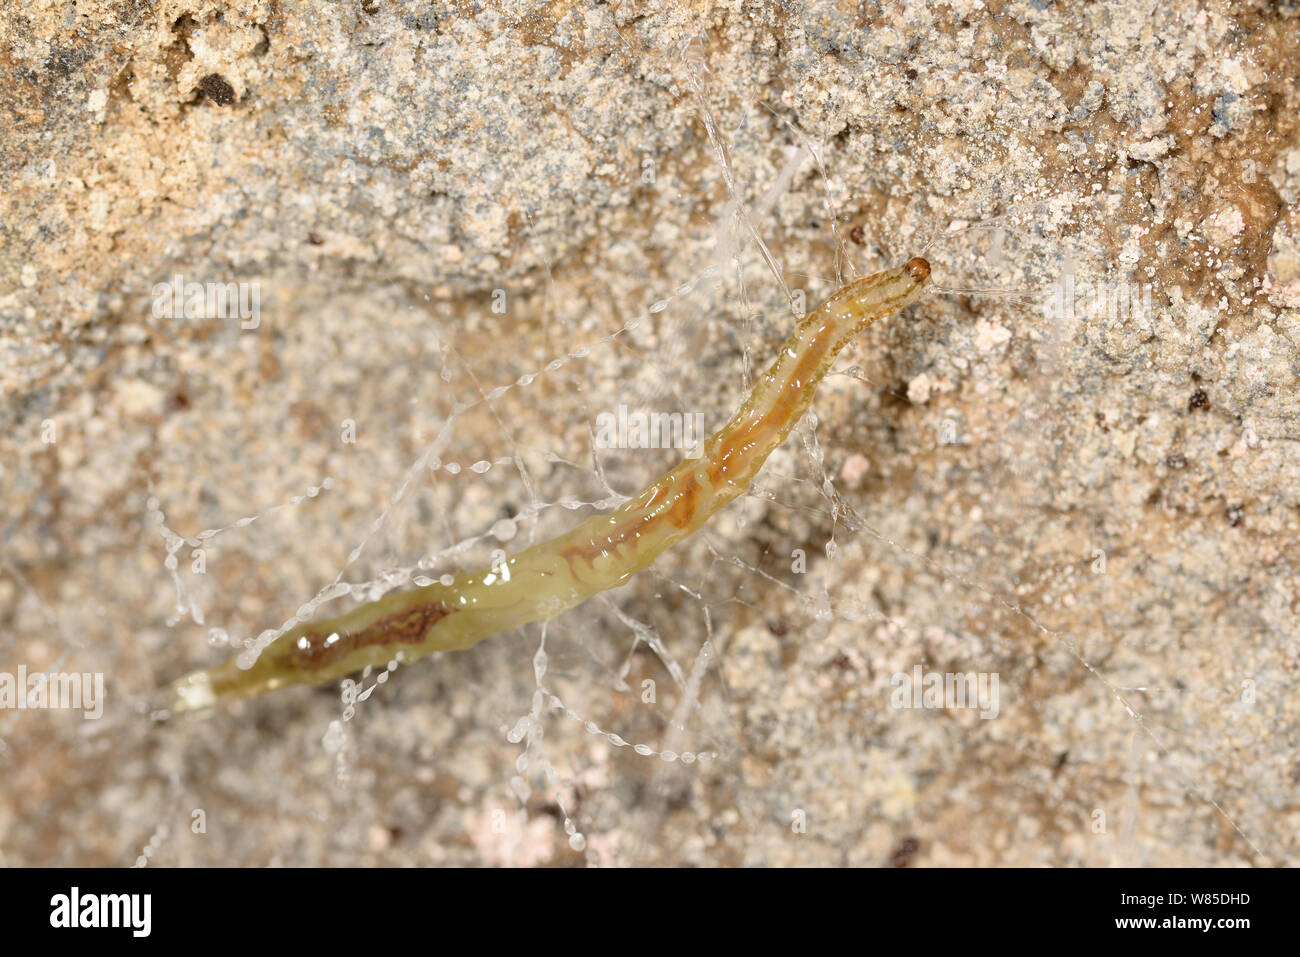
[283,600,454,669]
[556,467,705,569]
[707,322,834,487]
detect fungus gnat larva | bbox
[166,257,933,712]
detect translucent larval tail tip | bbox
[905,256,931,281]
[167,670,218,714]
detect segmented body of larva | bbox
[167,257,932,712]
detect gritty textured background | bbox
[2,0,1299,866]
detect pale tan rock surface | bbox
[2,0,1298,866]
